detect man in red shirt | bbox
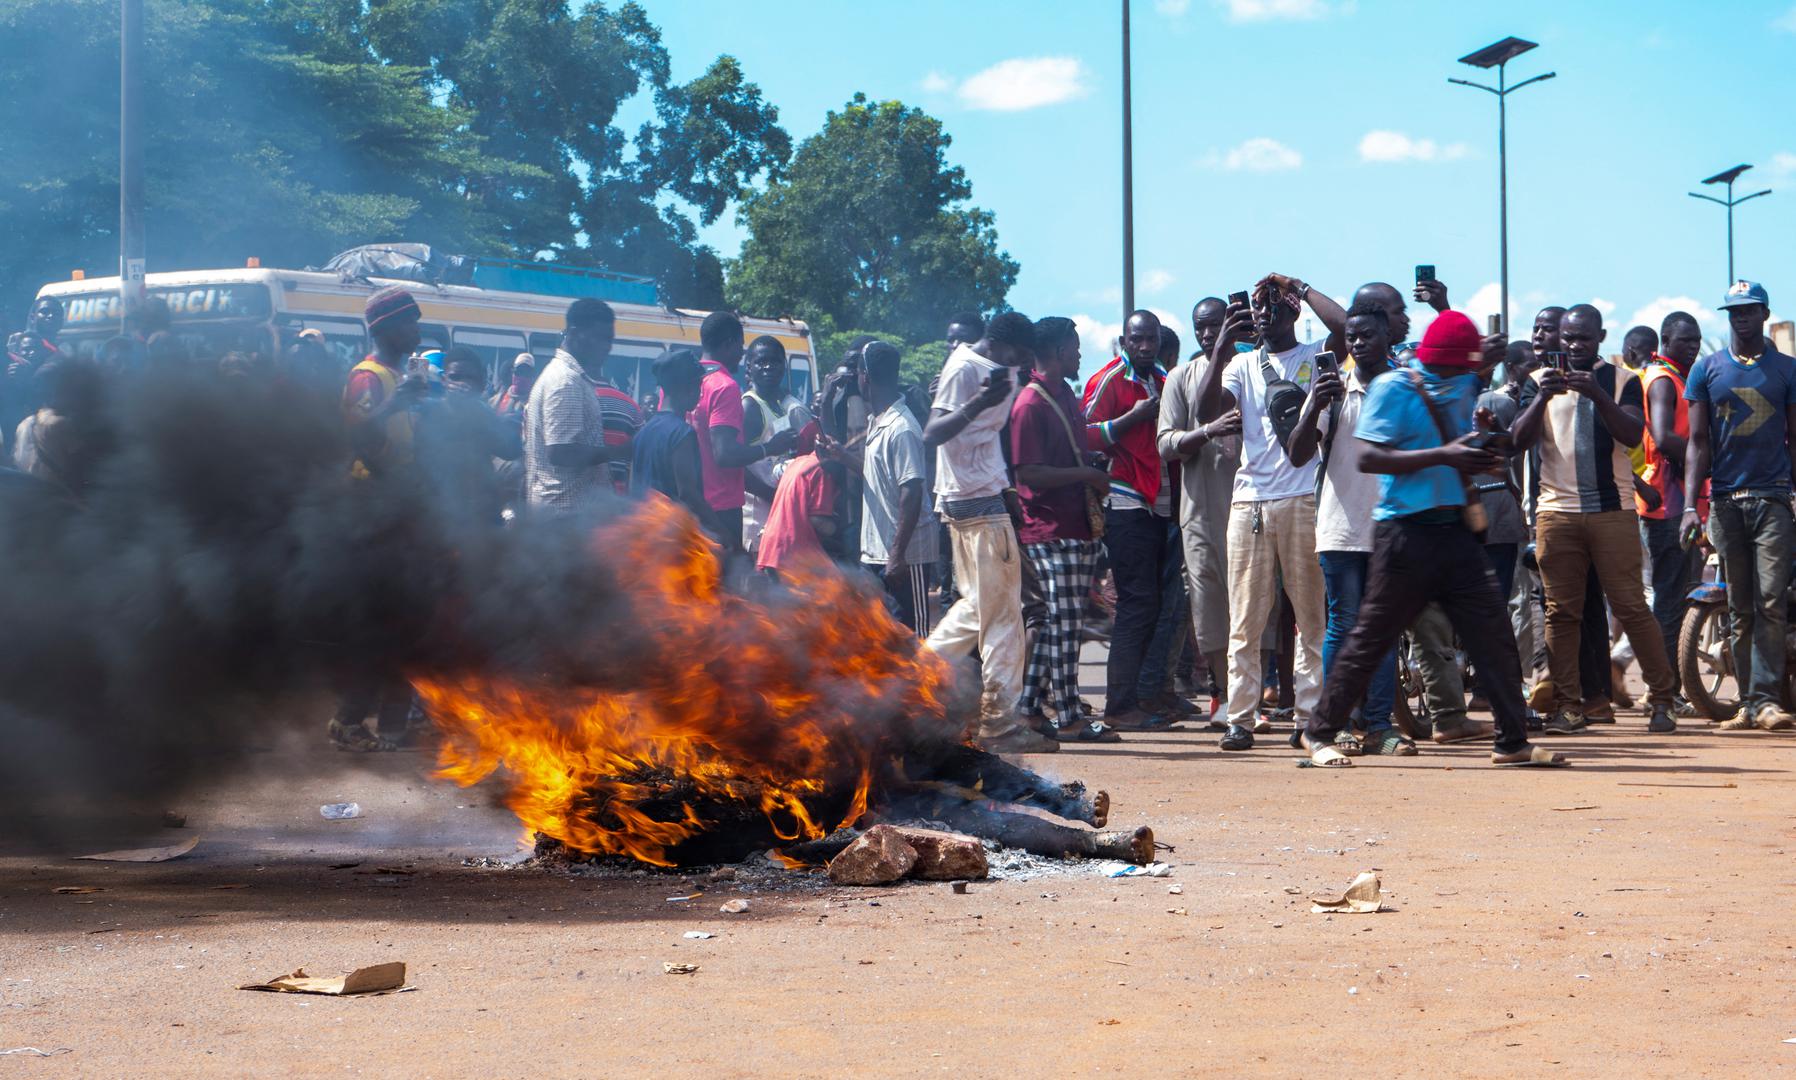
[1083,310,1179,731]
[755,450,838,577]
[692,311,796,561]
[1014,317,1116,741]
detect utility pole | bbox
[1449,37,1554,338]
[120,0,145,326]
[1689,165,1772,284]
[1120,0,1134,319]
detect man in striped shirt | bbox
[1512,303,1676,735]
[523,298,641,516]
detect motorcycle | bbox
[1676,562,1796,721]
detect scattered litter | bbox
[369,867,415,876]
[74,837,199,863]
[52,886,104,895]
[1348,986,1358,996]
[1310,871,1383,914]
[162,811,186,829]
[86,927,119,935]
[0,1047,72,1058]
[1552,805,1599,812]
[1168,907,1187,916]
[1167,884,1183,895]
[240,962,411,996]
[1282,886,1302,895]
[662,963,699,975]
[1098,1018,1121,1026]
[682,932,714,940]
[210,884,250,891]
[665,893,702,903]
[328,862,361,871]
[1783,1038,1796,1044]
[719,899,749,914]
[950,881,969,894]
[320,803,361,821]
[496,850,534,867]
[706,867,737,883]
[1098,861,1172,878]
[1617,782,1736,789]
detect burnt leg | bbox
[925,744,1106,825]
[931,801,1151,862]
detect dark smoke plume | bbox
[0,366,644,843]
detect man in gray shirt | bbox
[523,299,637,515]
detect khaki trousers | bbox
[926,515,1026,738]
[1224,495,1327,727]
[1536,509,1676,710]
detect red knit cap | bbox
[1415,310,1482,370]
[364,286,421,332]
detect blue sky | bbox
[639,0,1796,352]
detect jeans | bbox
[1640,515,1697,691]
[1317,551,1395,731]
[1537,510,1677,710]
[1136,517,1188,701]
[1708,495,1794,710]
[1102,507,1168,716]
[1310,519,1532,755]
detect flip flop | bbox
[1492,744,1569,767]
[1300,735,1354,768]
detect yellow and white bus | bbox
[35,263,816,403]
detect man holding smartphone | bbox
[1511,304,1677,735]
[924,312,1050,755]
[1287,302,1410,754]
[1194,273,1346,751]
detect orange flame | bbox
[417,498,949,866]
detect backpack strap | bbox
[1404,369,1484,509]
[1018,381,1085,460]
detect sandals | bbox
[328,720,395,753]
[1491,744,1569,767]
[1300,735,1354,768]
[1332,730,1364,757]
[1363,730,1418,756]
[1056,720,1123,743]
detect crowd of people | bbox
[7,273,1791,768]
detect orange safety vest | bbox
[344,356,414,478]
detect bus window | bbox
[417,323,450,357]
[451,328,528,391]
[294,318,366,371]
[529,332,561,363]
[788,355,813,404]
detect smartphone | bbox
[1415,264,1436,285]
[1315,351,1338,375]
[1487,314,1502,335]
[1551,350,1569,373]
[1467,430,1513,454]
[1227,290,1250,311]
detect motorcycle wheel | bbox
[1678,601,1737,722]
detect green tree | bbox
[728,94,1018,344]
[0,0,789,322]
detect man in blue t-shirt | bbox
[1299,311,1567,769]
[1683,281,1796,730]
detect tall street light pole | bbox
[120,0,146,324]
[1689,164,1772,285]
[1120,0,1134,319]
[1449,37,1554,337]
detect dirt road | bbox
[4,669,1795,1078]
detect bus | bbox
[34,262,817,404]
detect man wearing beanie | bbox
[343,285,425,480]
[1299,311,1567,768]
[1512,304,1677,736]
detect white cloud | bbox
[1199,137,1302,172]
[1591,298,1617,321]
[1071,309,1181,371]
[1156,0,1192,14]
[1774,5,1796,32]
[1141,269,1176,295]
[1458,282,1523,333]
[1217,0,1331,22]
[956,57,1091,112]
[1769,151,1796,178]
[920,70,952,94]
[1358,130,1472,164]
[1627,296,1719,334]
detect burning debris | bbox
[420,500,1150,871]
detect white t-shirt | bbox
[1222,339,1324,503]
[931,343,1018,502]
[1314,367,1381,552]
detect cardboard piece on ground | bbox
[74,836,199,863]
[239,962,411,996]
[1310,871,1383,914]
